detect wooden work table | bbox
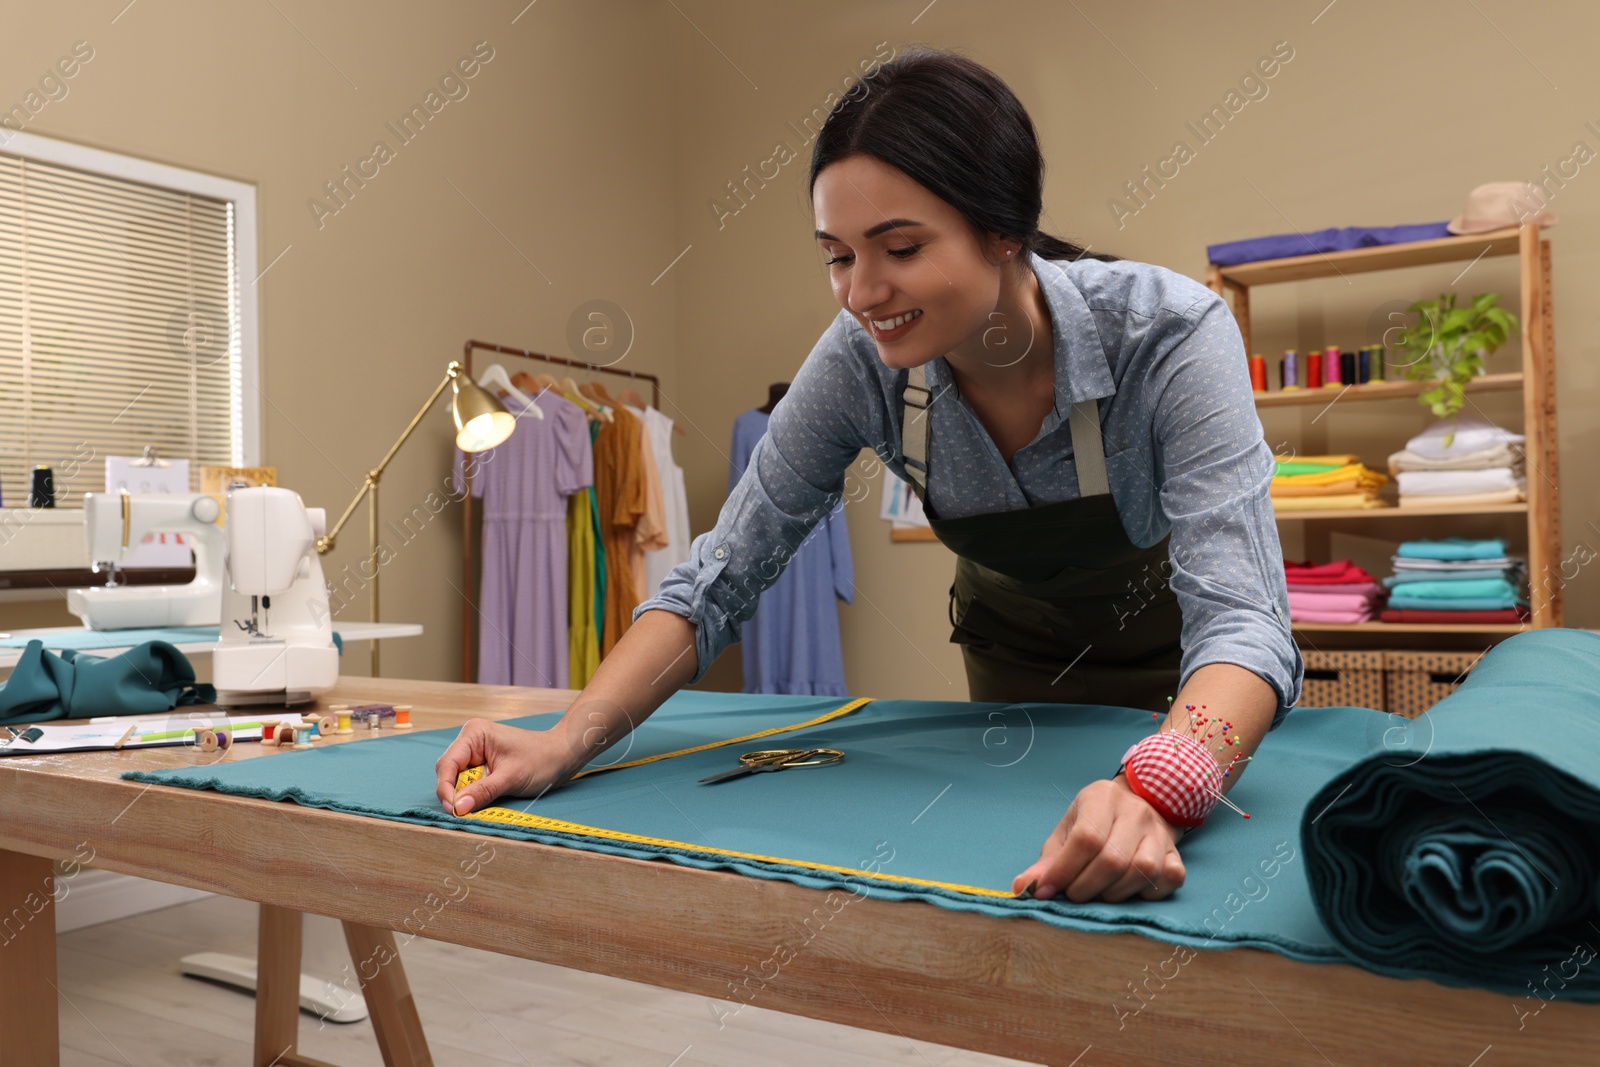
[2,677,1595,1066]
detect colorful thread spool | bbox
[292,725,312,749]
[316,714,336,737]
[335,710,353,735]
[1248,354,1267,392]
[1306,349,1324,389]
[1341,348,1357,387]
[393,705,413,730]
[1357,346,1371,384]
[1280,349,1299,390]
[1323,345,1343,386]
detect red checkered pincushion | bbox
[1119,731,1222,829]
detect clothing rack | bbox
[459,339,663,683]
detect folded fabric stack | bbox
[1284,558,1386,623]
[1272,453,1390,511]
[1389,415,1526,508]
[1379,537,1530,624]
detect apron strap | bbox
[1067,398,1110,497]
[900,363,932,496]
[898,362,1111,499]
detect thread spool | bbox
[317,714,336,737]
[197,729,220,753]
[1357,346,1371,384]
[1280,349,1299,390]
[1306,349,1324,389]
[1323,345,1342,387]
[1368,343,1386,381]
[393,705,413,730]
[1341,348,1357,388]
[273,722,298,745]
[292,725,312,749]
[1248,354,1267,392]
[335,710,353,735]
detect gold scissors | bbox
[698,747,844,784]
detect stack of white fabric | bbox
[1388,415,1526,507]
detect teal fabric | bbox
[1387,594,1526,612]
[1382,569,1509,587]
[0,629,345,655]
[1,640,216,725]
[1304,627,1600,999]
[1379,578,1518,601]
[0,627,222,650]
[121,629,1600,1001]
[1397,537,1507,560]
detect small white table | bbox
[0,621,423,674]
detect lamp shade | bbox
[451,374,516,452]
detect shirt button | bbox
[714,548,726,560]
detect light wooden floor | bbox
[56,894,1039,1066]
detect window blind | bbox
[0,151,243,508]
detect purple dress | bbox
[454,391,593,687]
[730,409,854,695]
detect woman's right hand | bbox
[435,718,582,816]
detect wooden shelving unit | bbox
[1206,222,1562,634]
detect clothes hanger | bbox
[510,370,544,397]
[476,363,543,418]
[532,373,560,393]
[616,387,646,409]
[561,377,613,422]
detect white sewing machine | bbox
[212,485,339,707]
[66,492,224,630]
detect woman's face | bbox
[813,155,1012,371]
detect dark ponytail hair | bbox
[808,45,1116,264]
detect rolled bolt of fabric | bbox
[1119,732,1222,829]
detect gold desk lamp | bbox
[315,360,514,675]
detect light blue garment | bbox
[1397,538,1507,561]
[1380,578,1519,601]
[1382,568,1511,587]
[1387,594,1527,612]
[728,409,853,696]
[634,252,1302,720]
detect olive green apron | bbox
[900,363,1183,713]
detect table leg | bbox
[341,922,432,1067]
[0,849,60,1067]
[255,903,311,1067]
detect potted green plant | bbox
[1393,292,1519,444]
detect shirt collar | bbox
[1031,250,1116,406]
[923,251,1115,420]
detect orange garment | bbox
[595,406,647,657]
[631,423,669,601]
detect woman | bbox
[437,46,1303,904]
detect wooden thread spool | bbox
[197,729,220,753]
[317,714,336,737]
[393,706,413,730]
[292,725,312,749]
[335,710,353,735]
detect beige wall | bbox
[5,2,1595,697]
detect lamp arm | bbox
[316,362,464,555]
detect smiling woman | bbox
[436,44,1303,908]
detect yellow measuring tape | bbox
[452,696,1015,900]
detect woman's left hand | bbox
[1011,773,1186,903]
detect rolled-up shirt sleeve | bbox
[1148,295,1303,729]
[633,313,872,684]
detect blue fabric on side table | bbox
[1303,628,1600,1000]
[122,629,1600,1001]
[0,640,216,725]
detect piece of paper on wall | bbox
[104,456,193,568]
[880,472,929,528]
